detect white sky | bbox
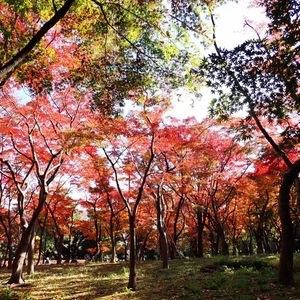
[165,0,267,121]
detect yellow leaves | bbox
[126,27,142,43]
[45,47,56,62]
[162,43,180,62]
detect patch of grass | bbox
[0,255,300,299]
[0,287,31,300]
[203,272,227,290]
[214,255,273,270]
[0,288,18,300]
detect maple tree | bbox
[0,83,91,283]
[102,112,156,290]
[78,148,126,263]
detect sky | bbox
[165,0,267,122]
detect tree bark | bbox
[216,224,229,255]
[8,189,46,283]
[36,211,48,266]
[56,234,64,265]
[128,215,136,290]
[109,218,116,263]
[27,233,36,275]
[156,193,169,268]
[278,159,300,285]
[196,207,205,258]
[7,221,35,283]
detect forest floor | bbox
[1,255,300,299]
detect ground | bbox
[1,255,300,299]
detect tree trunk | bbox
[110,229,116,263]
[159,233,169,268]
[169,242,175,259]
[128,215,136,290]
[156,194,169,268]
[278,160,300,285]
[232,237,237,256]
[7,223,35,283]
[196,208,205,258]
[170,196,185,259]
[27,233,35,275]
[8,189,46,284]
[36,211,48,266]
[255,231,264,254]
[139,230,151,261]
[7,236,13,269]
[109,216,116,263]
[56,235,64,265]
[217,225,229,255]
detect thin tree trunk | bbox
[128,215,136,290]
[109,218,116,263]
[36,211,48,266]
[196,208,205,258]
[139,230,151,261]
[56,235,64,265]
[7,239,13,269]
[156,195,169,268]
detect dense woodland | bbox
[0,0,299,295]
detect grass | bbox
[0,255,300,299]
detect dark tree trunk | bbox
[249,232,254,255]
[209,231,217,256]
[0,204,14,268]
[196,208,205,258]
[128,215,136,290]
[159,234,169,268]
[109,217,116,263]
[7,236,13,269]
[138,230,151,262]
[278,160,300,285]
[36,212,48,266]
[169,242,175,259]
[255,231,264,254]
[217,225,229,255]
[170,196,185,259]
[56,235,64,265]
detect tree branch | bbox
[0,0,75,86]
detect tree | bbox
[103,112,155,290]
[200,0,299,284]
[0,88,90,283]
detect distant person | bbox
[45,257,51,265]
